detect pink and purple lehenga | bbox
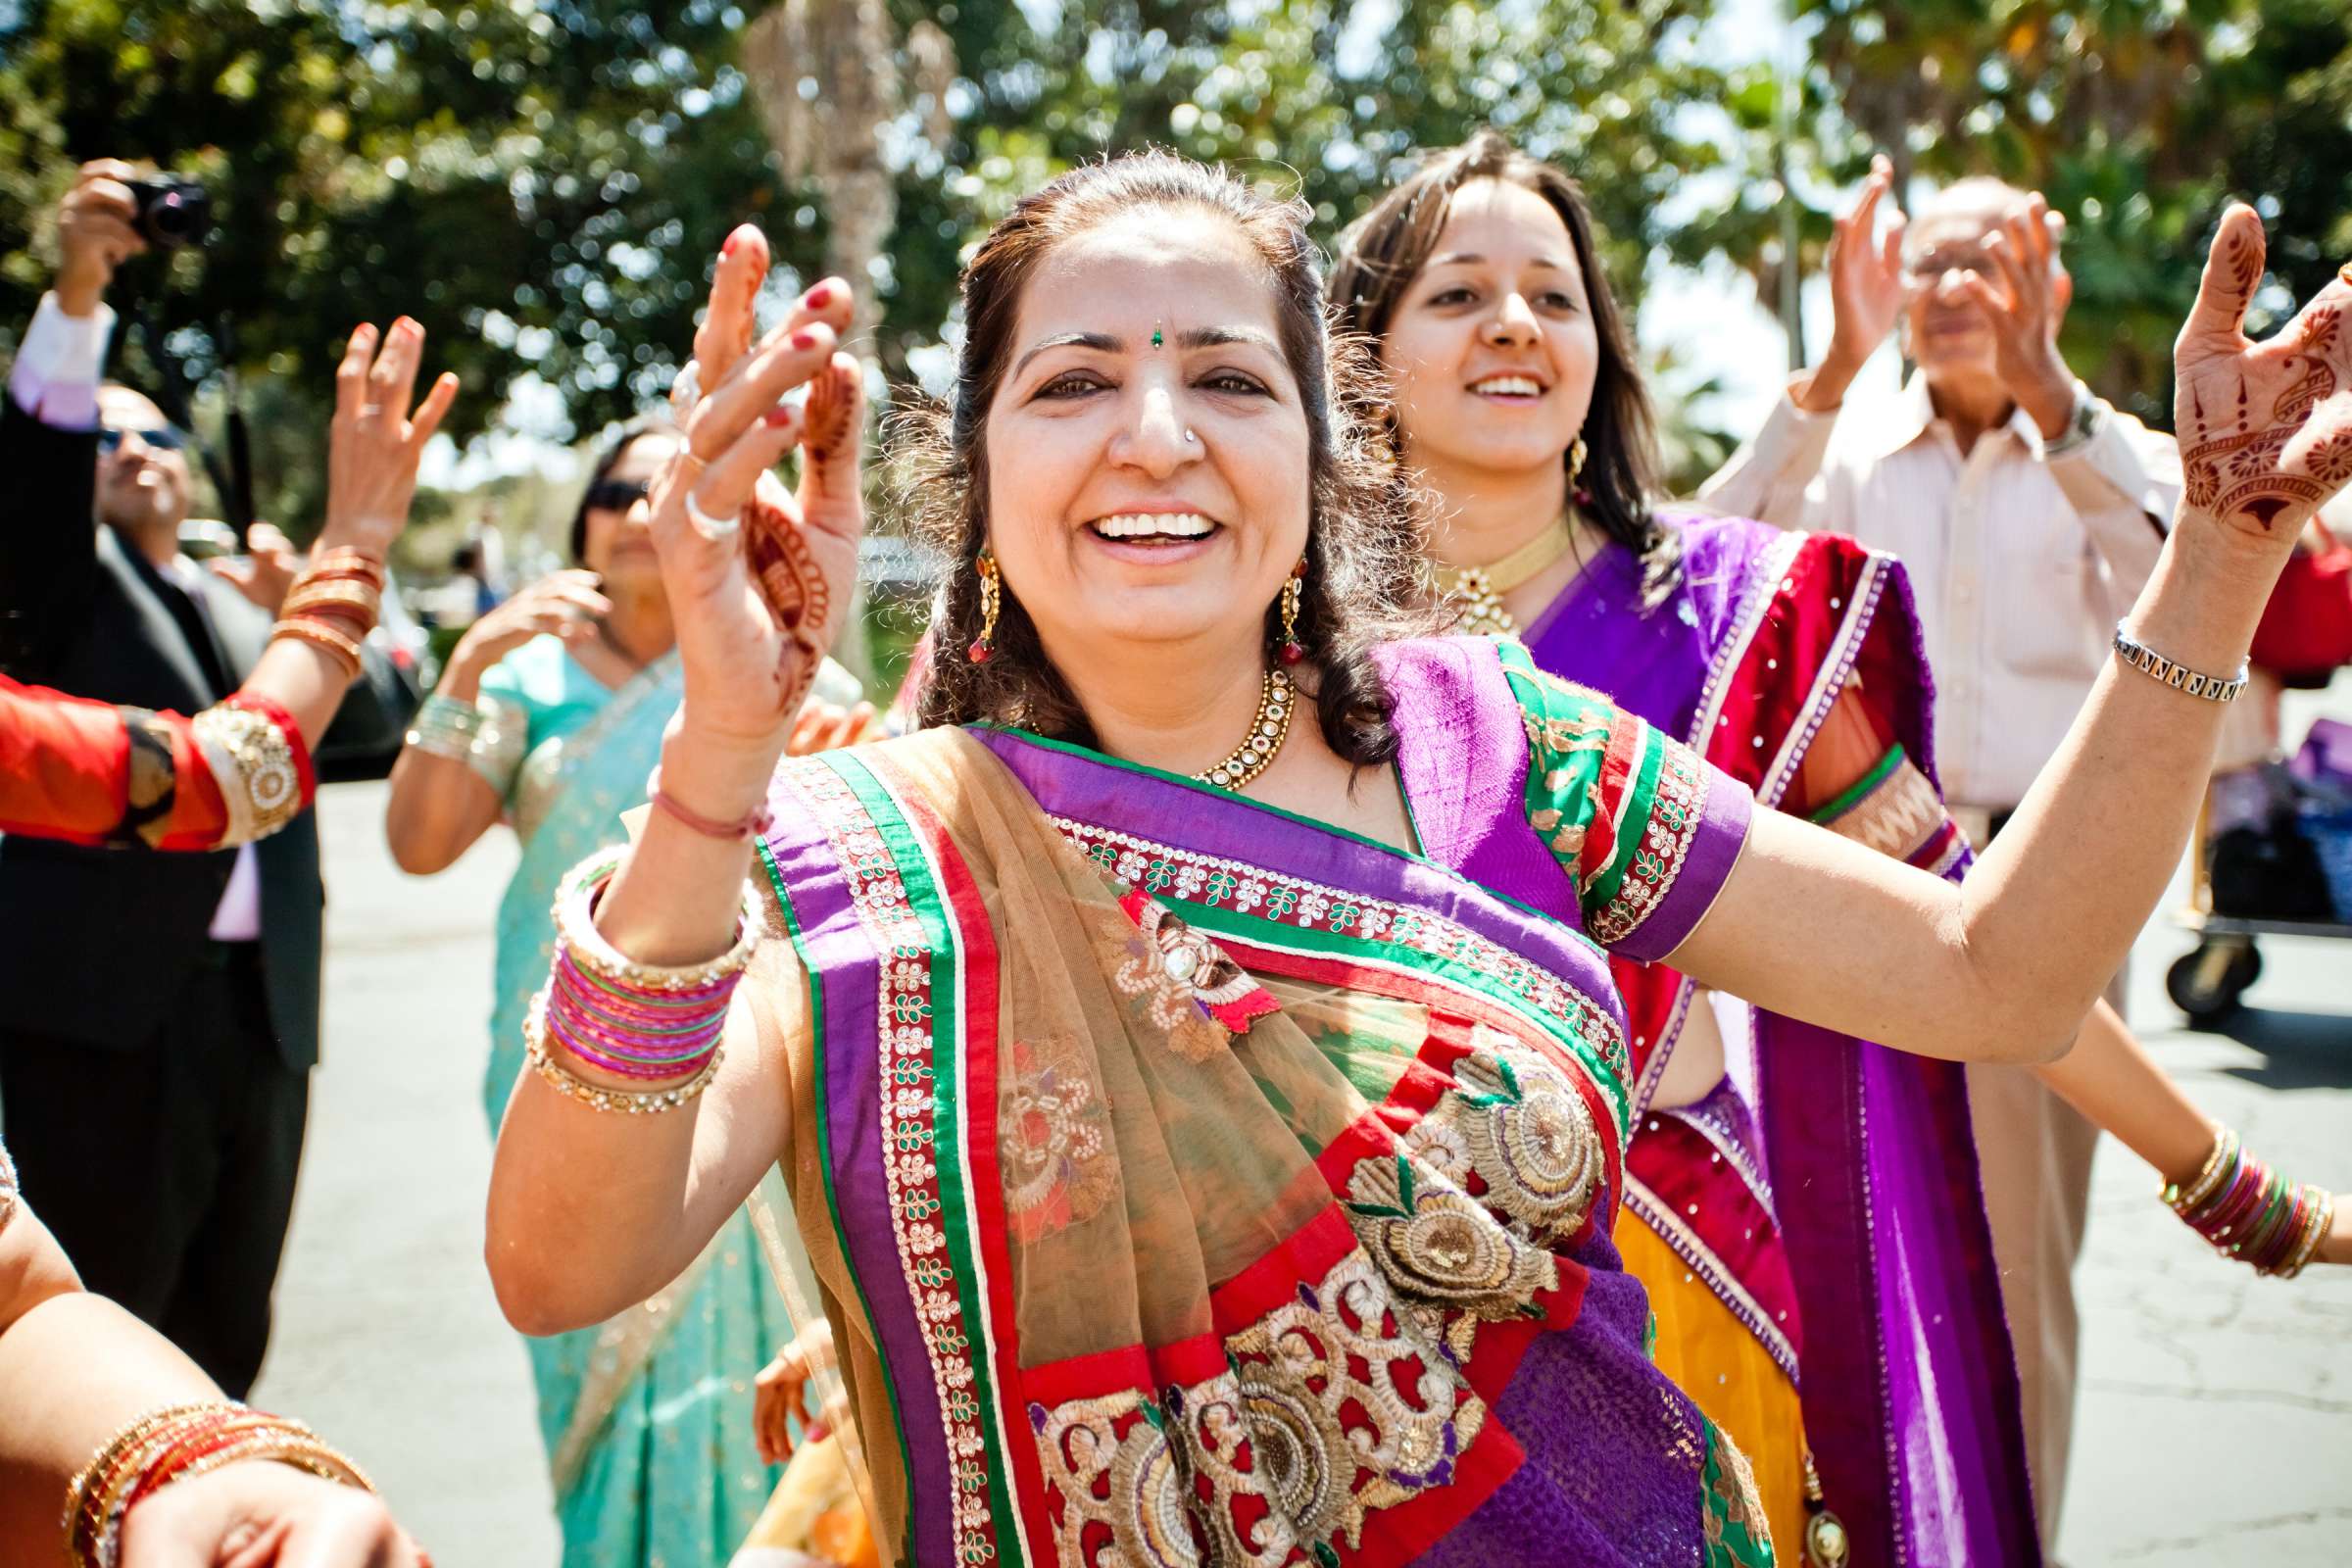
[1520,511,2039,1563]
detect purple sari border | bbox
[1615,767,1751,966]
[760,760,956,1566]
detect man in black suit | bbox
[0,160,407,1396]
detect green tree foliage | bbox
[0,0,835,528]
[1788,0,2352,423]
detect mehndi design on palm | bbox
[2176,207,2352,536]
[647,221,866,744]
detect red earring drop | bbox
[1279,559,1306,665]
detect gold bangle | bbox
[269,617,364,678]
[552,850,760,994]
[281,579,381,629]
[306,546,387,584]
[523,993,726,1114]
[64,1402,243,1564]
[2167,1127,2239,1213]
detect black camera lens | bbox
[127,177,212,250]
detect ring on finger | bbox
[684,489,743,542]
[670,361,704,417]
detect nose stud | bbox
[1184,428,1199,446]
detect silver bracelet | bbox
[2112,624,2248,703]
[405,692,487,760]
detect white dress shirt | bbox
[1701,372,2177,810]
[10,292,262,936]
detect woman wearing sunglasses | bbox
[384,421,866,1567]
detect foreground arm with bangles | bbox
[0,1145,424,1566]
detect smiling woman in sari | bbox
[1331,130,2350,1557]
[478,150,2349,1567]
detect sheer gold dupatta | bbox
[740,728,1615,1567]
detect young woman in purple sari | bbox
[1332,130,2350,1557]
[478,150,2350,1567]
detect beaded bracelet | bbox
[554,849,760,994]
[2164,1128,2337,1277]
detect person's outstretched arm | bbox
[1675,206,2351,1067]
[0,1152,426,1566]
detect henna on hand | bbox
[743,493,830,719]
[2182,302,2344,531]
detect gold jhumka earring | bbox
[966,552,1002,663]
[1278,558,1306,665]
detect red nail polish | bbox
[805,282,832,308]
[763,406,796,427]
[792,329,817,351]
[721,230,742,260]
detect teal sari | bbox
[478,635,796,1566]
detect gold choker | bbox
[1194,670,1296,791]
[1446,516,1577,638]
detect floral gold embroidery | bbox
[1002,1034,1118,1244]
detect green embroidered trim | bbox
[767,754,1020,1563]
[1115,857,1632,1132]
[830,756,1024,1560]
[1582,723,1661,918]
[1806,742,1908,825]
[1701,1419,1779,1567]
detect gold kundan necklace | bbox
[1194,669,1296,791]
[1446,514,1577,638]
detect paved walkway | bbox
[256,764,2352,1566]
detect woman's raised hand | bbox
[651,224,865,761]
[2175,204,2352,549]
[318,318,460,562]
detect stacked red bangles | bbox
[65,1402,373,1568]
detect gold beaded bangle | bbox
[64,1403,243,1563]
[523,992,726,1113]
[2166,1127,2239,1213]
[552,850,760,994]
[269,618,364,678]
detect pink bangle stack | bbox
[521,848,761,1115]
[544,946,734,1080]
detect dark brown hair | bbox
[895,151,1432,764]
[1330,128,1682,605]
